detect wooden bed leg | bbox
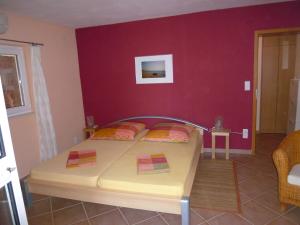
[181,196,190,225]
[21,178,32,207]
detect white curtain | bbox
[31,46,58,161]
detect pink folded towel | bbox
[66,150,96,168]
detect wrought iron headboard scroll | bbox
[110,115,208,132]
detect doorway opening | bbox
[252,27,300,154]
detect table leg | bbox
[225,135,229,160]
[212,134,216,159]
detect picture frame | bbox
[135,54,173,84]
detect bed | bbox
[25,116,208,225]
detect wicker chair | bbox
[273,130,300,211]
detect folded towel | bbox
[137,153,170,174]
[66,150,96,168]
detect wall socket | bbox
[242,129,248,139]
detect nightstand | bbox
[211,128,230,160]
[83,125,98,138]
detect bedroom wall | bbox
[0,11,85,178]
[76,1,300,150]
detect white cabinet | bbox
[287,79,300,133]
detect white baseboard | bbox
[202,148,252,155]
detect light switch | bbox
[244,81,250,91]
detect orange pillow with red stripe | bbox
[90,122,145,140]
[142,123,194,142]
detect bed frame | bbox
[25,116,208,225]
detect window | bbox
[0,45,31,117]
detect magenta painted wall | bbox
[76,2,300,149]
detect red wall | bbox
[76,1,300,149]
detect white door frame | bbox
[0,79,28,225]
[256,36,263,132]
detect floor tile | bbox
[283,207,300,225]
[241,200,278,225]
[266,216,297,225]
[0,201,14,225]
[239,173,277,199]
[236,165,257,181]
[136,215,167,225]
[161,210,205,225]
[254,190,292,214]
[120,207,157,224]
[207,213,252,225]
[89,210,127,225]
[27,198,51,218]
[83,202,115,218]
[52,197,80,211]
[31,193,50,202]
[72,220,90,225]
[53,204,87,225]
[239,192,251,204]
[28,213,53,225]
[191,207,223,220]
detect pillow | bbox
[288,164,300,186]
[154,123,194,134]
[90,122,145,140]
[142,123,194,142]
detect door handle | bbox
[6,167,16,173]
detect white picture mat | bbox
[135,54,173,84]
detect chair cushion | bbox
[288,164,300,186]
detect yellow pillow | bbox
[90,122,145,140]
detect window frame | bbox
[0,45,31,117]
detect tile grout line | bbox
[50,197,55,225]
[239,193,298,225]
[117,207,130,225]
[28,199,83,220]
[87,208,118,220]
[261,214,288,225]
[190,208,206,221]
[277,207,299,225]
[52,202,82,213]
[157,213,170,225]
[236,212,255,225]
[27,211,52,220]
[201,212,226,224]
[81,201,92,225]
[31,196,50,204]
[252,197,284,216]
[264,211,299,225]
[240,189,273,205]
[132,214,161,225]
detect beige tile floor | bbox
[26,134,300,225]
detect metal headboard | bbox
[109,115,209,132]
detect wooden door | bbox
[276,34,296,132]
[260,34,296,133]
[260,35,279,133]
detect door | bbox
[260,34,296,133]
[0,79,28,225]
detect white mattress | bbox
[98,130,201,196]
[30,131,147,187]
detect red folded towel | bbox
[66,150,96,168]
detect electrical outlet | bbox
[244,81,251,91]
[242,129,248,139]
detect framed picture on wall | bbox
[135,54,173,84]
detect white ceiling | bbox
[0,0,293,28]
